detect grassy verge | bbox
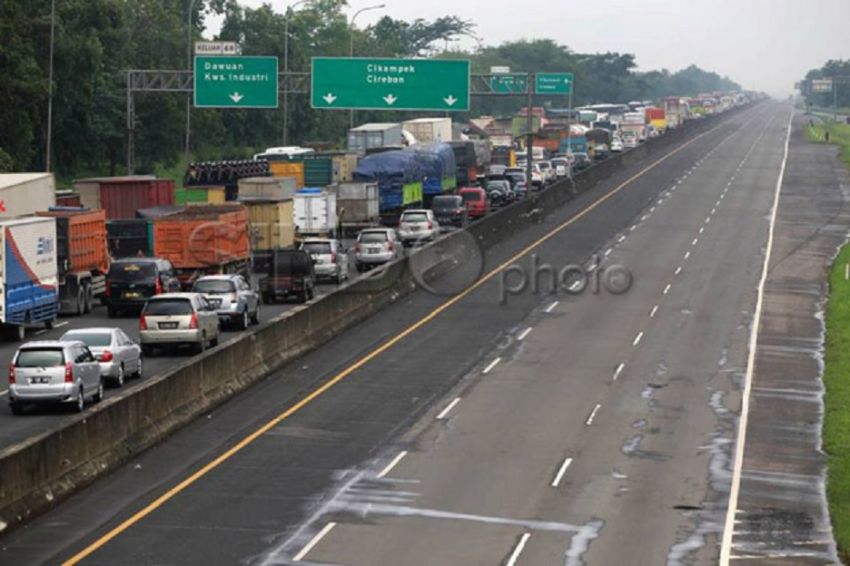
[806,119,850,167]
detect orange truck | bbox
[36,209,110,315]
[152,204,251,288]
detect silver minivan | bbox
[354,228,403,271]
[8,341,103,415]
[139,293,220,355]
[301,238,349,283]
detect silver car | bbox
[192,275,260,330]
[139,293,220,355]
[301,238,349,284]
[8,340,103,414]
[397,209,441,246]
[355,228,403,271]
[61,328,143,388]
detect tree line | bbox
[804,59,850,110]
[0,0,741,179]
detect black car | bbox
[431,195,468,228]
[105,258,181,317]
[254,249,316,303]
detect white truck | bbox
[0,173,56,218]
[402,118,453,143]
[0,217,59,340]
[294,189,338,238]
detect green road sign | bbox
[535,72,574,95]
[194,56,278,108]
[311,57,470,111]
[490,74,528,94]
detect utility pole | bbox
[526,72,534,191]
[348,4,385,130]
[283,0,307,145]
[184,0,197,167]
[45,0,56,172]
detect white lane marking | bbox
[377,451,408,479]
[699,227,705,234]
[675,266,682,276]
[720,193,725,200]
[663,284,672,295]
[692,238,699,246]
[35,329,47,336]
[436,398,461,420]
[518,327,533,341]
[632,332,644,346]
[618,235,627,243]
[506,533,531,566]
[569,280,583,292]
[551,457,574,487]
[705,217,712,224]
[54,321,69,329]
[641,215,649,221]
[545,301,559,313]
[585,404,601,425]
[720,108,793,565]
[649,305,659,318]
[684,251,691,260]
[712,208,717,214]
[292,522,337,562]
[604,248,612,257]
[0,390,7,397]
[613,363,625,381]
[483,357,502,374]
[650,206,656,212]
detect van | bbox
[255,249,316,303]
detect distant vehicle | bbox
[253,146,315,161]
[505,171,528,190]
[8,340,102,414]
[621,132,639,149]
[610,138,624,152]
[431,195,468,228]
[139,293,220,355]
[255,249,317,303]
[593,144,610,160]
[536,160,556,184]
[192,274,260,330]
[550,157,570,177]
[647,126,660,138]
[485,180,514,207]
[301,238,349,284]
[530,163,545,189]
[355,228,403,271]
[105,258,181,318]
[398,209,441,246]
[459,187,489,219]
[572,153,592,170]
[488,164,508,177]
[61,328,142,387]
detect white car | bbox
[610,138,624,152]
[536,160,557,184]
[139,293,220,355]
[355,228,403,271]
[301,238,349,283]
[397,209,440,246]
[550,157,570,177]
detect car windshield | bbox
[303,242,333,255]
[62,332,112,347]
[16,349,65,367]
[273,252,313,276]
[432,197,461,210]
[402,213,428,223]
[460,192,481,203]
[193,280,236,294]
[360,232,388,243]
[109,262,157,282]
[144,299,193,316]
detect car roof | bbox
[360,228,393,234]
[19,340,82,349]
[302,237,336,243]
[62,327,118,334]
[148,292,199,300]
[402,209,429,214]
[196,274,240,281]
[113,257,160,264]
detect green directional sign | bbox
[194,56,278,108]
[490,74,528,94]
[311,57,470,111]
[535,72,574,95]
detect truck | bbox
[293,189,338,238]
[619,112,647,142]
[348,123,403,155]
[0,173,57,218]
[663,97,685,129]
[336,182,380,235]
[0,217,59,340]
[402,118,453,143]
[36,209,110,315]
[644,107,667,133]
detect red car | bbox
[458,187,489,219]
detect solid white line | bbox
[618,235,626,243]
[377,451,408,479]
[34,329,47,336]
[506,533,531,566]
[483,357,501,374]
[675,266,682,276]
[613,363,625,381]
[663,283,672,294]
[0,390,7,397]
[551,457,574,487]
[649,305,659,318]
[720,108,793,565]
[436,397,461,420]
[292,522,337,562]
[585,404,601,425]
[684,251,691,260]
[518,327,533,341]
[632,332,644,346]
[692,238,699,246]
[544,301,559,313]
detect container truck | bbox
[353,151,424,224]
[0,217,59,340]
[335,182,380,235]
[238,176,298,201]
[293,189,338,238]
[73,177,175,220]
[36,209,110,315]
[663,97,684,129]
[243,199,295,250]
[402,118,452,143]
[348,123,403,155]
[0,174,57,218]
[644,107,667,132]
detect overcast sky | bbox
[205,0,850,97]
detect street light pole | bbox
[283,0,307,145]
[184,0,197,167]
[349,4,385,129]
[45,0,56,172]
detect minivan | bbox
[106,258,181,317]
[255,249,316,303]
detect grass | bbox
[820,118,850,562]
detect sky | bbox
[205,0,850,98]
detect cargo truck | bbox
[402,118,453,143]
[348,123,403,155]
[293,189,338,238]
[0,217,59,340]
[0,173,57,218]
[335,182,380,236]
[36,209,110,315]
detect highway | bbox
[0,103,837,565]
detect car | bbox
[487,164,507,176]
[60,328,143,387]
[622,132,639,149]
[459,187,489,218]
[536,160,557,184]
[355,228,403,271]
[593,144,610,160]
[431,195,468,228]
[398,209,441,246]
[550,157,570,177]
[8,340,103,414]
[529,163,545,189]
[255,249,317,303]
[572,152,592,170]
[610,138,624,152]
[192,274,260,330]
[301,238,349,284]
[105,258,181,317]
[485,179,514,207]
[139,293,220,355]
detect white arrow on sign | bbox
[323,93,337,105]
[383,94,398,106]
[229,92,244,103]
[443,95,458,107]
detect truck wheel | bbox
[83,282,93,314]
[45,319,54,330]
[10,325,25,342]
[76,288,85,315]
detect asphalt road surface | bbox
[2,102,834,565]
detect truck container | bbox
[644,107,667,132]
[332,153,359,183]
[152,204,250,286]
[663,97,684,129]
[92,177,175,220]
[408,142,457,201]
[347,123,403,154]
[491,146,516,167]
[402,118,453,143]
[0,217,59,339]
[74,175,154,209]
[335,182,380,231]
[293,189,337,237]
[302,156,334,187]
[0,173,57,218]
[448,141,477,185]
[36,209,109,315]
[352,151,423,223]
[243,199,295,250]
[106,219,153,259]
[238,176,297,201]
[56,192,82,208]
[269,162,305,187]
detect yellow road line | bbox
[62,107,757,566]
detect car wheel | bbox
[238,309,249,330]
[250,305,260,325]
[93,379,104,403]
[114,364,125,388]
[211,334,219,347]
[73,387,85,413]
[196,333,207,354]
[135,357,143,378]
